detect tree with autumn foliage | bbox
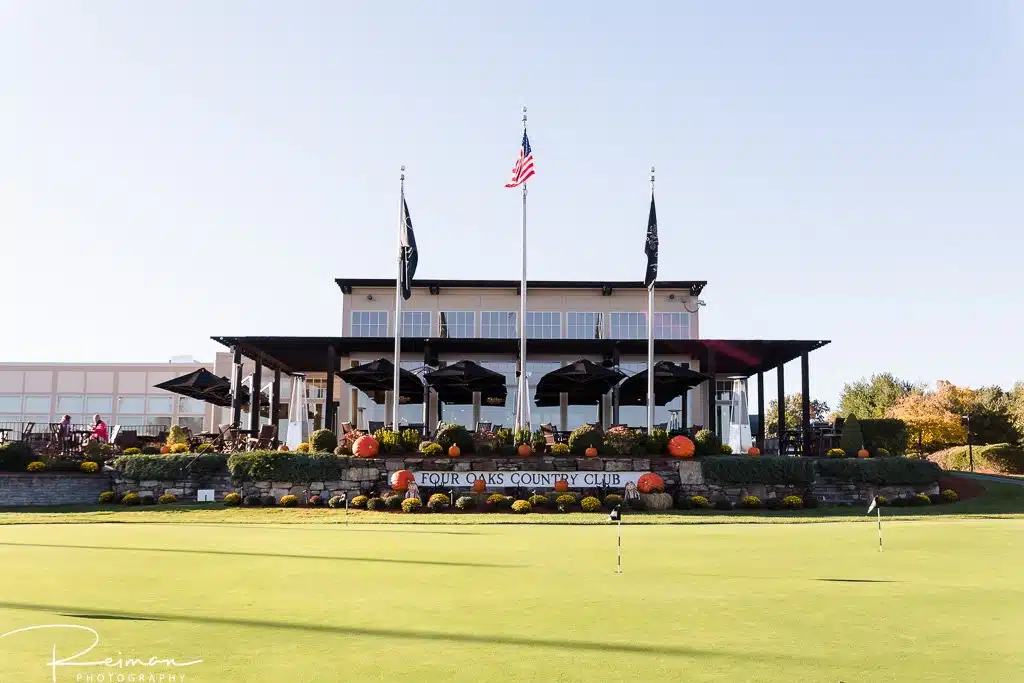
[887,381,1022,450]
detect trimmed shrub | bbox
[691,495,712,509]
[941,488,959,503]
[511,499,532,514]
[278,494,298,507]
[815,458,941,485]
[366,497,384,511]
[912,493,932,506]
[840,414,865,457]
[113,453,227,480]
[158,493,177,505]
[308,495,324,507]
[384,494,403,510]
[693,429,721,456]
[243,494,262,507]
[309,429,338,453]
[494,427,514,446]
[122,447,142,456]
[373,429,400,453]
[295,442,311,453]
[196,443,215,454]
[455,495,477,511]
[427,493,450,512]
[227,451,343,482]
[169,443,189,454]
[399,428,422,450]
[580,496,602,512]
[486,493,512,511]
[140,493,156,505]
[555,493,577,512]
[781,495,803,509]
[860,418,909,457]
[121,492,141,506]
[702,456,815,484]
[166,425,189,448]
[418,442,443,457]
[874,448,892,458]
[827,448,846,458]
[549,443,570,456]
[79,461,100,474]
[720,444,733,455]
[603,426,639,455]
[140,446,161,455]
[527,494,548,508]
[740,495,761,509]
[260,495,276,507]
[646,428,669,455]
[333,446,347,456]
[435,423,474,454]
[26,461,46,472]
[401,497,422,513]
[349,495,368,509]
[0,441,36,472]
[567,424,602,455]
[98,491,116,504]
[328,495,345,509]
[604,493,624,508]
[224,492,242,506]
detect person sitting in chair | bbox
[90,414,108,443]
[57,414,74,455]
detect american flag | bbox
[504,131,535,188]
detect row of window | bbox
[351,311,692,340]
[0,395,206,415]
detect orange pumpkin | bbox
[159,445,170,455]
[637,472,665,494]
[553,479,569,493]
[747,446,761,457]
[471,478,487,494]
[390,469,415,492]
[585,446,598,458]
[278,444,289,452]
[518,443,533,457]
[352,435,379,458]
[448,445,461,457]
[667,435,696,458]
[857,448,870,459]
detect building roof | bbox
[212,335,829,377]
[335,278,707,296]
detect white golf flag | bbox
[867,496,878,514]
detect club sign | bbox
[405,470,650,489]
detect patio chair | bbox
[249,424,277,450]
[539,423,561,446]
[340,422,355,436]
[113,429,139,451]
[655,422,668,432]
[368,421,384,433]
[20,422,35,442]
[475,421,493,433]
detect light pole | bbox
[961,414,973,473]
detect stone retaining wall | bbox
[0,473,110,506]
[110,456,939,505]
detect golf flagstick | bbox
[867,496,881,551]
[608,505,622,574]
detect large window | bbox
[351,311,388,337]
[23,396,51,413]
[525,312,561,339]
[401,311,432,337]
[56,395,84,413]
[653,312,691,339]
[85,396,113,413]
[609,312,647,339]
[178,416,204,433]
[118,396,146,413]
[439,311,475,338]
[566,312,602,340]
[178,397,206,414]
[481,311,517,339]
[0,396,21,412]
[147,397,173,414]
[478,361,517,429]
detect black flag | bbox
[644,193,658,287]
[399,197,418,300]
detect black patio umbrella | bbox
[154,368,236,408]
[617,361,710,406]
[424,360,507,406]
[338,358,425,405]
[534,359,625,407]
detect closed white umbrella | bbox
[727,379,752,454]
[286,376,310,449]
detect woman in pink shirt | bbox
[91,415,109,442]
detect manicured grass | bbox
[1,517,1023,681]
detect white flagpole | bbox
[647,166,656,433]
[393,166,405,431]
[877,506,883,552]
[518,106,530,432]
[617,515,622,574]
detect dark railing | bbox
[0,422,168,441]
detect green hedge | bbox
[931,443,1024,475]
[227,451,346,482]
[815,457,940,485]
[112,453,227,480]
[0,442,36,472]
[701,456,816,484]
[860,419,909,456]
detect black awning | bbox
[424,360,507,406]
[534,359,625,407]
[338,358,425,405]
[617,361,710,406]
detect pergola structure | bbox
[212,335,829,453]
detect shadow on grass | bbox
[0,542,520,569]
[0,601,809,662]
[59,613,163,622]
[814,578,899,584]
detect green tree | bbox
[1009,382,1024,442]
[837,373,922,419]
[766,394,830,437]
[839,414,865,456]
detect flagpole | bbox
[518,106,529,432]
[877,506,883,552]
[647,166,656,433]
[393,166,405,431]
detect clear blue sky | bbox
[1,1,1021,407]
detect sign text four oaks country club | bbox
[408,470,650,488]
